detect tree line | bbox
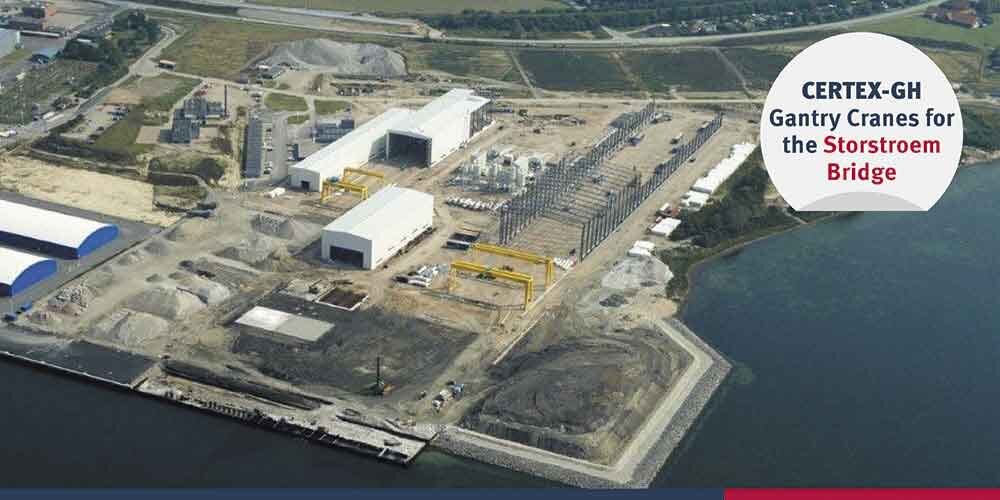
[420,0,924,35]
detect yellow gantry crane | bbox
[471,243,555,288]
[448,260,535,311]
[319,168,386,203]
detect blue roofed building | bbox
[0,200,119,259]
[0,247,57,297]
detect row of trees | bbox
[421,0,922,35]
[60,11,161,98]
[669,151,793,248]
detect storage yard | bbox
[0,2,760,486]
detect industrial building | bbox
[0,247,57,297]
[314,118,354,144]
[290,107,412,192]
[4,16,47,32]
[321,186,433,269]
[22,2,56,19]
[169,113,200,144]
[0,200,119,259]
[181,97,224,121]
[386,89,491,167]
[244,116,264,178]
[0,29,20,59]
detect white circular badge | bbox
[760,32,962,211]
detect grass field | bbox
[517,50,638,92]
[158,19,396,80]
[286,114,310,125]
[248,0,564,14]
[265,92,308,112]
[315,99,350,115]
[620,50,743,92]
[925,48,983,82]
[141,74,202,112]
[94,107,153,158]
[720,48,793,90]
[404,44,519,81]
[869,16,1000,48]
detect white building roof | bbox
[650,217,682,237]
[0,247,53,287]
[389,89,489,141]
[0,200,115,249]
[323,186,432,241]
[293,107,413,180]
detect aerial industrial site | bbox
[6,0,986,489]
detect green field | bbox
[517,50,638,92]
[869,16,1000,49]
[94,106,153,158]
[140,74,202,112]
[265,92,308,112]
[315,99,351,115]
[620,50,743,92]
[925,48,983,82]
[287,114,310,125]
[405,44,519,81]
[248,0,564,14]
[720,48,792,90]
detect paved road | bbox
[105,0,938,48]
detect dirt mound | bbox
[262,39,406,77]
[145,238,172,256]
[175,274,232,305]
[468,326,692,464]
[166,218,213,242]
[92,309,170,347]
[218,235,280,266]
[126,285,206,320]
[252,245,307,273]
[86,268,115,290]
[116,251,145,267]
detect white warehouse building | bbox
[290,107,413,192]
[386,88,491,168]
[321,186,434,269]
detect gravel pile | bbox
[126,285,206,320]
[262,39,406,77]
[600,256,672,291]
[218,235,280,265]
[176,274,232,305]
[116,251,145,267]
[92,309,170,348]
[145,238,172,256]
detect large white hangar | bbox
[321,186,434,270]
[290,107,414,192]
[386,88,491,167]
[0,247,57,297]
[0,200,119,259]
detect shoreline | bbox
[674,155,1000,317]
[432,318,731,489]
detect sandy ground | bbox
[0,156,181,226]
